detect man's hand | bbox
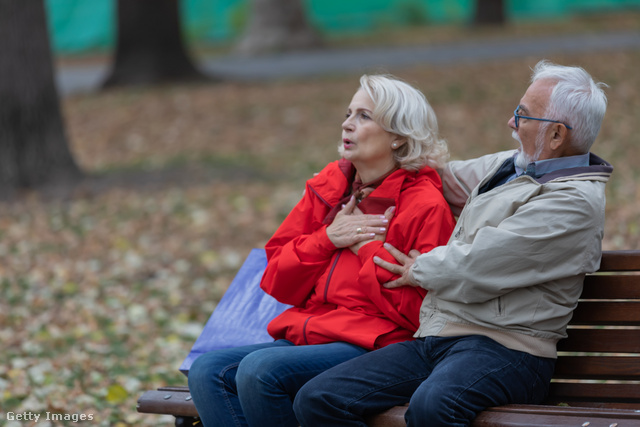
[374,243,421,289]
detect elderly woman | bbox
[188,74,455,427]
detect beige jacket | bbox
[411,150,613,358]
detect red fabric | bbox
[260,159,456,350]
[323,162,397,224]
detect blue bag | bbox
[180,248,291,375]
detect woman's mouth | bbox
[343,138,355,149]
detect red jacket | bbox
[260,160,455,350]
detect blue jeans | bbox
[293,335,556,427]
[187,339,368,427]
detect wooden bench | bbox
[137,250,640,426]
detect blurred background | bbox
[1,0,639,425]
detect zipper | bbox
[324,251,341,302]
[302,316,313,345]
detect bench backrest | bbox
[549,250,640,409]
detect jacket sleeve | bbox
[260,182,337,306]
[356,201,456,331]
[442,151,515,216]
[410,184,605,304]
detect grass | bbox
[3,13,640,426]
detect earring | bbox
[392,143,398,148]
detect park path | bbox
[55,30,640,95]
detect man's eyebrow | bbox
[517,104,529,114]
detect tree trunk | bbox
[474,0,505,25]
[102,0,209,88]
[0,0,82,199]
[236,0,323,55]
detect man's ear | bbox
[549,123,569,152]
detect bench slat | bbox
[558,328,640,353]
[366,404,640,427]
[600,250,640,271]
[549,382,640,404]
[571,301,640,325]
[582,274,640,299]
[473,404,640,427]
[554,356,640,380]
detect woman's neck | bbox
[355,163,398,184]
[355,164,399,185]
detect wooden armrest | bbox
[137,386,198,418]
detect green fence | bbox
[45,0,640,54]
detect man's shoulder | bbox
[448,150,516,169]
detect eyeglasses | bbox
[513,107,573,130]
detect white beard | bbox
[512,130,545,170]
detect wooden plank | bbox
[137,389,198,418]
[473,404,640,426]
[368,404,640,427]
[544,400,640,410]
[549,382,640,403]
[366,405,407,427]
[554,356,640,380]
[558,328,640,353]
[600,250,640,272]
[571,301,640,325]
[582,275,640,300]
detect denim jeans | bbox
[187,339,368,427]
[294,335,556,427]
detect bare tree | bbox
[0,0,82,198]
[236,0,322,55]
[103,0,209,88]
[474,0,505,25]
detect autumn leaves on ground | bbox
[2,17,640,426]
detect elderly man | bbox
[292,60,613,427]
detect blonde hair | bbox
[339,74,449,170]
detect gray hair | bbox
[531,60,608,153]
[339,74,449,170]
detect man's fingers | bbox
[383,278,403,289]
[373,256,402,274]
[382,243,407,263]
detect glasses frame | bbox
[513,107,573,130]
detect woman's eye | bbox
[361,113,371,120]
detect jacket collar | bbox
[308,160,441,210]
[535,153,613,184]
